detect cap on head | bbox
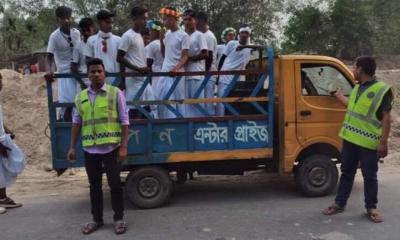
[239,24,252,34]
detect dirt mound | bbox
[0,69,52,171]
[376,70,400,166]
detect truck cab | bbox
[46,49,355,208]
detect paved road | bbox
[1,170,399,240]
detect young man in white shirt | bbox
[158,7,190,119]
[217,26,261,116]
[216,27,237,65]
[85,10,121,85]
[71,18,96,89]
[117,7,150,119]
[47,6,81,121]
[182,10,208,117]
[146,20,165,97]
[197,12,218,115]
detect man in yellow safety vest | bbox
[322,56,393,223]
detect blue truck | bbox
[47,48,355,208]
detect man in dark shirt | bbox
[322,56,392,223]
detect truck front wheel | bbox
[295,155,338,197]
[125,166,173,209]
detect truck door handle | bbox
[300,110,312,116]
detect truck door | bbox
[294,61,354,146]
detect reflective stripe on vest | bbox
[75,84,122,147]
[339,81,390,150]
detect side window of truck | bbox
[301,64,353,96]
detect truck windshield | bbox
[301,64,353,96]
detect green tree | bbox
[281,6,332,54]
[330,0,373,59]
[369,0,400,55]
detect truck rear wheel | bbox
[295,155,338,197]
[125,166,173,209]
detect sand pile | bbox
[0,69,52,171]
[376,70,400,166]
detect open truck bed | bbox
[46,48,276,208]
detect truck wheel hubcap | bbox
[138,177,160,198]
[309,167,327,187]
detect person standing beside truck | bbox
[0,73,23,214]
[67,58,129,235]
[323,56,393,223]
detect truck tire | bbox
[125,166,173,209]
[295,154,338,197]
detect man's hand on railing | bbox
[138,67,152,74]
[169,67,181,76]
[44,72,55,82]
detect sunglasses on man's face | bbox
[68,37,73,48]
[102,40,107,52]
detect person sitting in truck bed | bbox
[217,25,262,116]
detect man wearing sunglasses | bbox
[47,6,81,121]
[85,10,121,85]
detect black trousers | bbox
[84,148,124,222]
[335,140,379,209]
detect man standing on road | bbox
[322,56,393,223]
[67,58,129,234]
[0,73,23,214]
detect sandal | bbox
[82,222,104,235]
[367,209,383,223]
[114,220,127,235]
[322,203,345,216]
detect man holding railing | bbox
[182,10,208,117]
[217,25,260,116]
[47,6,81,121]
[197,12,219,115]
[159,7,190,118]
[117,6,151,119]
